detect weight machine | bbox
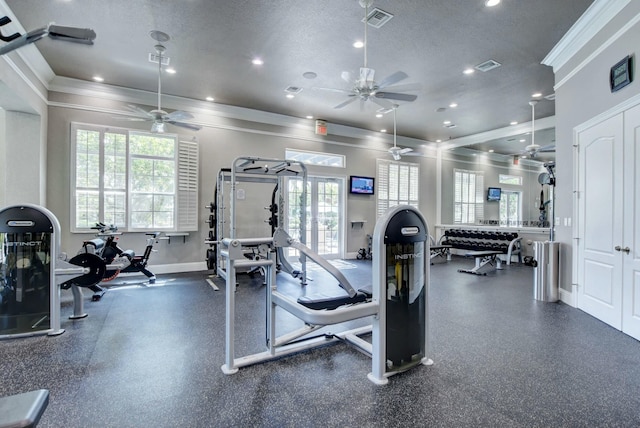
[205,157,308,284]
[0,205,107,339]
[220,205,432,385]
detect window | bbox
[285,148,345,168]
[499,174,523,186]
[454,169,484,224]
[500,190,522,227]
[71,123,198,232]
[376,159,419,218]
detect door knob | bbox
[615,246,622,252]
[623,247,631,254]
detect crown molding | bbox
[542,0,631,72]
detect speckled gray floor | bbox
[2,257,640,427]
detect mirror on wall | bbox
[439,127,555,229]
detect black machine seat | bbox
[297,291,368,310]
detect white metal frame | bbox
[219,205,432,385]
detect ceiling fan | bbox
[519,100,555,158]
[0,17,96,56]
[387,105,420,160]
[120,31,201,133]
[316,0,420,110]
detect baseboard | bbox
[116,262,208,278]
[559,287,576,307]
[345,252,358,260]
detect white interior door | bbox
[577,114,624,329]
[622,104,640,340]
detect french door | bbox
[286,176,344,259]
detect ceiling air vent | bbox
[474,59,501,72]
[362,7,393,28]
[149,53,170,66]
[284,86,303,94]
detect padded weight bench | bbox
[458,250,503,275]
[430,245,452,262]
[0,389,49,428]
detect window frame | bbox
[70,122,198,233]
[453,168,484,225]
[376,158,420,218]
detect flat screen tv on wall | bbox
[487,187,502,201]
[350,176,375,195]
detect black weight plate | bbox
[206,249,215,270]
[67,253,107,287]
[208,214,215,228]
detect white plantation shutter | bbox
[454,168,484,224]
[176,140,199,231]
[376,159,419,218]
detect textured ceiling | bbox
[5,0,594,156]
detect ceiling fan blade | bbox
[399,148,413,154]
[369,96,393,110]
[125,104,153,119]
[375,92,418,102]
[165,120,202,131]
[113,116,149,122]
[377,71,408,89]
[380,82,422,93]
[538,144,556,153]
[165,110,194,121]
[313,86,354,94]
[340,71,353,83]
[334,96,358,109]
[47,24,96,45]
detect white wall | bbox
[549,1,640,291]
[44,90,438,268]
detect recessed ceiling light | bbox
[353,40,364,48]
[510,121,518,125]
[521,155,528,159]
[92,76,104,82]
[532,92,543,98]
[485,0,501,6]
[489,149,495,153]
[380,129,387,133]
[436,140,442,143]
[252,58,264,65]
[302,71,317,79]
[286,94,295,99]
[376,113,383,118]
[306,115,313,119]
[443,120,451,125]
[166,68,176,74]
[519,139,526,142]
[205,96,214,102]
[463,68,475,75]
[449,103,458,108]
